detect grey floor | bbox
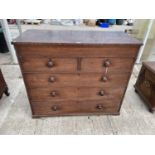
[0,53,155,135]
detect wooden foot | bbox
[4,87,10,96]
[149,108,154,113]
[135,89,138,93]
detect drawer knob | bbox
[47,59,54,68]
[51,105,59,111]
[96,104,104,110]
[50,91,57,97]
[49,76,56,82]
[101,76,108,82]
[104,60,111,67]
[99,90,105,96]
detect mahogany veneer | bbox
[12,30,142,117]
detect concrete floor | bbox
[1,53,155,135]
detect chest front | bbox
[13,30,141,117]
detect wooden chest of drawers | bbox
[135,62,155,112]
[0,69,9,99]
[12,30,141,117]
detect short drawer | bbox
[19,57,77,73]
[81,58,134,73]
[28,87,125,102]
[31,100,120,116]
[24,73,129,88]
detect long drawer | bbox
[24,73,129,88]
[31,100,120,116]
[28,87,125,101]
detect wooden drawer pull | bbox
[49,76,56,82]
[50,91,57,97]
[104,59,111,67]
[51,105,59,111]
[96,104,104,110]
[47,58,54,68]
[101,76,108,82]
[99,90,105,96]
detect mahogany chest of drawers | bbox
[135,61,155,112]
[12,30,141,118]
[0,69,9,99]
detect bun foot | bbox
[4,87,10,96]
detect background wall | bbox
[133,19,155,61]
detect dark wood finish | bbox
[20,57,77,73]
[15,45,140,58]
[28,87,125,102]
[24,73,129,88]
[12,30,141,117]
[0,69,10,99]
[135,61,155,112]
[31,100,121,117]
[81,58,134,73]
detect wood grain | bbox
[28,86,125,102]
[31,100,120,117]
[12,30,142,117]
[15,45,140,58]
[24,73,129,88]
[81,58,134,73]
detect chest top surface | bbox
[12,29,142,46]
[143,61,155,74]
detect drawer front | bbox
[28,87,125,101]
[28,87,78,101]
[31,100,120,116]
[16,45,139,58]
[20,57,77,73]
[24,73,129,88]
[81,58,134,73]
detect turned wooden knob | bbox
[51,105,58,111]
[101,76,108,82]
[99,90,105,96]
[50,91,57,97]
[104,60,111,67]
[47,59,54,68]
[96,104,103,110]
[49,76,56,82]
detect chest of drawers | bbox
[135,62,155,112]
[12,30,141,118]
